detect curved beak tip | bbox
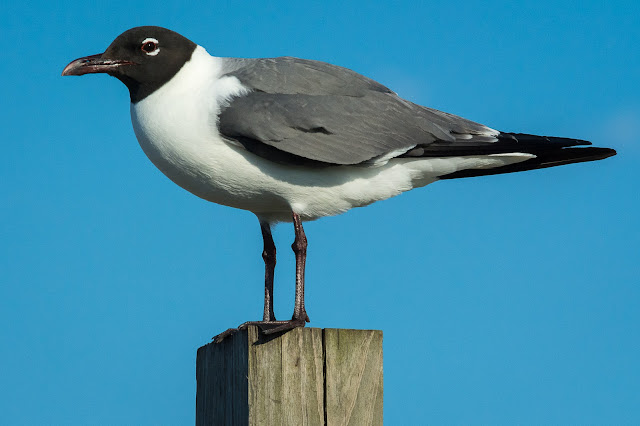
[61,53,104,76]
[61,53,133,77]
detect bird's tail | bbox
[436,133,616,179]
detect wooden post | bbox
[196,326,383,426]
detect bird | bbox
[62,26,616,341]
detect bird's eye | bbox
[141,38,160,56]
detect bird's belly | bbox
[130,102,433,221]
[131,119,283,213]
[125,46,537,222]
[130,97,528,222]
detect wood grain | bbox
[324,329,383,426]
[196,327,383,426]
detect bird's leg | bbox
[213,213,310,343]
[213,220,278,343]
[291,212,310,323]
[260,221,277,322]
[262,212,310,335]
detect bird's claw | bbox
[261,318,308,335]
[212,318,308,343]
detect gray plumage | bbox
[218,57,499,166]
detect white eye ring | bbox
[141,38,160,56]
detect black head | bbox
[62,26,197,102]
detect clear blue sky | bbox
[1,1,638,424]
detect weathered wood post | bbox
[196,326,383,425]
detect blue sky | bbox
[1,1,638,424]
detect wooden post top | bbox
[196,326,383,426]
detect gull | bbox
[62,26,616,340]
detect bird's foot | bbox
[262,317,308,335]
[213,316,309,343]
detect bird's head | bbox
[62,26,197,102]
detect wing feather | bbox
[217,57,504,166]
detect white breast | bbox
[130,46,533,222]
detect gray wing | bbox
[218,57,499,166]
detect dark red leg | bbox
[291,212,310,323]
[260,221,277,322]
[260,212,310,335]
[213,213,310,343]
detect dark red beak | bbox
[61,53,134,76]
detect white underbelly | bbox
[131,105,530,223]
[131,104,428,221]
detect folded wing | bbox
[217,57,615,173]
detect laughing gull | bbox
[62,26,616,340]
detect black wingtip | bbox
[439,146,617,180]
